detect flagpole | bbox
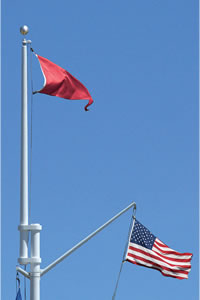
[18,25,42,300]
[18,25,29,265]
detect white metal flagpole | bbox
[18,25,29,264]
[18,25,42,300]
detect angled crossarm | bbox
[16,266,30,279]
[40,202,136,277]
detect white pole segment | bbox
[18,26,42,300]
[20,39,28,225]
[41,202,136,276]
[30,224,42,300]
[19,37,29,263]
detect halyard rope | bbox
[112,206,136,300]
[29,44,34,224]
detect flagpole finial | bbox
[20,25,29,35]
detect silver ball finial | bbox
[20,25,29,35]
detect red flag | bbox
[34,53,93,111]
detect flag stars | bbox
[130,220,156,250]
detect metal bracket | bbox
[18,257,42,265]
[16,266,30,279]
[22,39,32,45]
[18,224,42,265]
[18,224,42,231]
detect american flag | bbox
[125,219,192,279]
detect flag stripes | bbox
[125,219,192,280]
[128,245,191,265]
[127,258,189,279]
[126,239,192,279]
[153,240,191,257]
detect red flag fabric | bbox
[35,54,93,111]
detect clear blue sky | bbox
[2,0,198,299]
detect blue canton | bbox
[130,219,156,250]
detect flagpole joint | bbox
[16,266,30,279]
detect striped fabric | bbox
[126,219,192,279]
